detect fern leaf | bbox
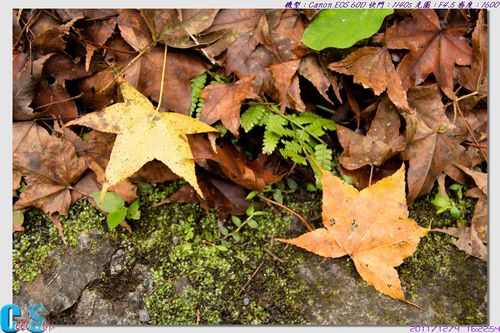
[314,144,333,171]
[280,140,307,165]
[190,72,207,116]
[263,130,280,155]
[241,106,267,133]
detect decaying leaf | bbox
[269,60,306,113]
[199,76,259,136]
[66,81,217,200]
[433,226,487,261]
[385,9,472,100]
[328,46,409,110]
[13,121,53,189]
[13,136,87,216]
[190,136,287,191]
[140,9,219,48]
[298,54,335,105]
[458,10,487,98]
[202,9,266,58]
[278,165,428,301]
[337,97,405,170]
[402,84,466,202]
[13,53,53,120]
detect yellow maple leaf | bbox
[67,81,217,201]
[277,165,428,302]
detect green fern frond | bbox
[190,72,207,117]
[263,131,280,154]
[314,144,333,171]
[241,105,266,133]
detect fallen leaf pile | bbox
[278,165,428,301]
[12,9,487,265]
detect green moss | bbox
[13,200,109,293]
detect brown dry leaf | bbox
[402,84,466,202]
[337,97,405,170]
[263,10,310,61]
[298,55,334,105]
[199,176,249,218]
[202,9,266,58]
[13,53,54,120]
[458,10,487,98]
[117,9,153,51]
[385,9,472,100]
[190,136,287,191]
[199,76,259,136]
[269,60,306,113]
[13,136,88,216]
[140,9,219,48]
[13,121,53,189]
[56,9,118,21]
[278,165,428,301]
[433,226,487,261]
[32,54,94,121]
[328,46,409,110]
[125,47,210,115]
[225,17,278,96]
[130,160,179,184]
[31,15,81,54]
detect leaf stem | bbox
[156,44,168,111]
[259,194,313,232]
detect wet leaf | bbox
[278,165,428,301]
[66,81,217,201]
[385,9,472,99]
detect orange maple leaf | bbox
[278,165,428,302]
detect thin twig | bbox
[156,44,168,111]
[259,195,313,232]
[368,164,374,187]
[100,40,156,93]
[185,29,216,65]
[454,101,487,162]
[240,262,264,294]
[33,93,83,110]
[263,247,284,263]
[13,10,40,50]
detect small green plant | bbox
[301,9,394,50]
[240,104,336,174]
[220,203,267,247]
[92,191,141,229]
[430,183,466,226]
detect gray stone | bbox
[296,255,487,325]
[14,230,116,315]
[74,263,154,325]
[109,248,128,275]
